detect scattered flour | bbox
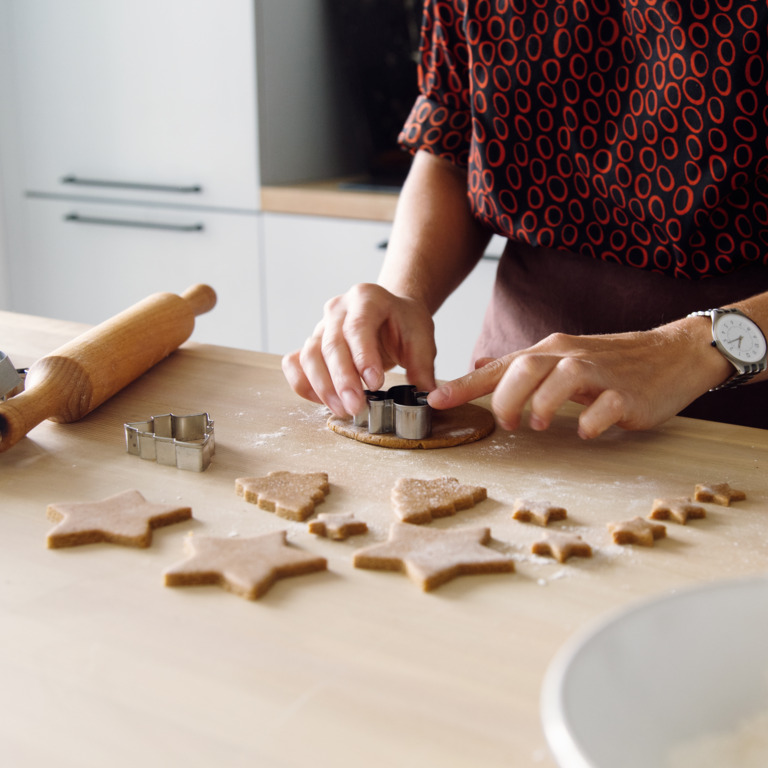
[666,710,768,768]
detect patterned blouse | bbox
[399,0,768,279]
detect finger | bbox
[527,356,596,431]
[491,354,560,430]
[577,389,628,439]
[473,356,496,370]
[281,349,323,405]
[398,327,438,393]
[427,356,511,409]
[298,334,350,417]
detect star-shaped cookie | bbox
[164,531,327,600]
[512,498,568,526]
[649,497,706,525]
[531,532,592,563]
[235,471,330,521]
[608,517,666,547]
[391,476,487,524]
[353,522,514,591]
[693,482,746,507]
[308,512,368,541]
[46,489,192,548]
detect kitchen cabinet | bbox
[263,212,500,380]
[12,197,262,350]
[2,0,261,346]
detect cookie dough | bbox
[531,531,592,563]
[353,522,514,591]
[512,499,568,527]
[649,497,706,525]
[164,531,327,600]
[694,482,746,507]
[236,471,330,521]
[392,476,487,524]
[608,516,667,547]
[46,489,192,549]
[328,402,495,449]
[308,512,368,541]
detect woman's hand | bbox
[282,283,437,418]
[427,320,731,438]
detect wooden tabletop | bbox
[2,310,767,768]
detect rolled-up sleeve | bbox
[398,0,472,168]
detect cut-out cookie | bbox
[328,402,495,449]
[608,517,667,547]
[649,497,706,525]
[392,476,487,524]
[512,499,567,527]
[353,522,514,591]
[308,512,368,541]
[531,532,592,563]
[46,489,192,549]
[693,482,746,507]
[164,531,327,600]
[235,471,330,521]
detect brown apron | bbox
[472,242,768,429]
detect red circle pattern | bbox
[398,0,768,279]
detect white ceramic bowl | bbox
[541,576,768,768]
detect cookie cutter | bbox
[353,384,432,440]
[124,412,214,472]
[0,351,25,402]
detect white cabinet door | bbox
[262,213,498,381]
[8,0,259,210]
[11,198,263,350]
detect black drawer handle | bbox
[64,213,204,232]
[61,175,202,194]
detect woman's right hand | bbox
[281,283,437,418]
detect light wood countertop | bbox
[1,310,767,767]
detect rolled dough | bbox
[327,402,495,449]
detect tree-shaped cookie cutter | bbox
[124,412,214,472]
[353,385,432,440]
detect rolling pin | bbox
[0,284,217,453]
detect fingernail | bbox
[363,368,382,390]
[427,386,449,408]
[529,414,547,431]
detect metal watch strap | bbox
[686,308,765,391]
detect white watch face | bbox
[713,314,768,363]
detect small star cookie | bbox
[531,532,592,563]
[391,476,487,524]
[512,499,567,526]
[353,522,514,591]
[649,497,706,525]
[308,512,368,541]
[693,482,746,507]
[164,531,327,600]
[235,471,330,521]
[608,517,667,547]
[46,489,192,548]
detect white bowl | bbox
[541,576,768,768]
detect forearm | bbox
[379,150,492,315]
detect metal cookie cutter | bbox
[0,351,25,402]
[124,412,214,472]
[353,384,432,440]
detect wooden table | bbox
[2,310,767,768]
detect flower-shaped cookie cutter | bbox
[125,412,214,472]
[353,385,432,440]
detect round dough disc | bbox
[327,402,495,449]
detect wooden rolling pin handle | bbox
[0,284,217,452]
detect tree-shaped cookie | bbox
[392,476,487,524]
[164,531,327,600]
[353,522,514,591]
[46,489,192,548]
[235,471,330,521]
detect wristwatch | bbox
[687,308,768,390]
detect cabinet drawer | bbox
[9,0,258,210]
[10,198,263,350]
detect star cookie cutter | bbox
[125,412,214,472]
[353,384,432,440]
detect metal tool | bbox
[125,412,214,472]
[353,385,432,440]
[0,352,25,402]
